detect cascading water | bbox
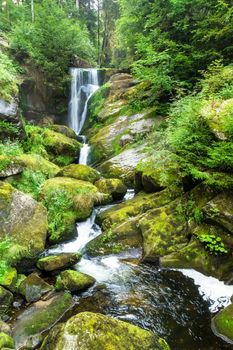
[68,68,99,165]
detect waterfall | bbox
[68,68,99,135]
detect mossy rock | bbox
[41,177,108,243]
[139,199,188,261]
[40,312,170,350]
[57,164,100,184]
[37,253,81,272]
[94,178,127,200]
[86,217,143,257]
[98,147,147,187]
[12,292,73,350]
[51,125,76,139]
[0,286,13,317]
[19,273,53,303]
[201,98,233,140]
[203,191,233,233]
[0,333,15,349]
[135,152,183,194]
[0,321,11,335]
[17,154,60,177]
[0,267,17,290]
[55,270,95,292]
[212,303,233,344]
[0,181,48,265]
[0,156,24,178]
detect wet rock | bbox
[203,191,233,233]
[94,178,127,200]
[0,333,15,349]
[41,177,109,243]
[0,156,24,178]
[212,302,233,344]
[55,270,95,292]
[40,312,170,350]
[51,125,76,139]
[57,164,100,183]
[0,286,13,316]
[0,182,48,264]
[98,146,146,186]
[12,292,73,350]
[37,253,81,272]
[19,273,53,303]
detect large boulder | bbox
[55,270,95,292]
[18,154,60,177]
[98,147,147,186]
[94,178,127,200]
[40,312,170,350]
[41,177,108,243]
[37,253,81,272]
[0,182,48,264]
[12,292,73,350]
[18,273,53,303]
[212,302,233,344]
[57,164,100,183]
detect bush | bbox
[0,51,19,101]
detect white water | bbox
[78,136,91,165]
[68,68,99,134]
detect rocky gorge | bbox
[1,63,233,350]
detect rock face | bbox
[40,312,170,350]
[0,182,48,263]
[19,273,53,303]
[57,164,100,183]
[41,177,108,243]
[212,302,233,344]
[55,270,95,292]
[94,178,127,200]
[37,253,81,272]
[12,292,73,350]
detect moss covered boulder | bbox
[135,152,183,193]
[0,267,17,290]
[18,154,60,177]
[55,270,95,292]
[37,253,81,272]
[212,302,233,344]
[12,292,73,350]
[51,125,76,139]
[0,286,13,317]
[19,273,53,303]
[98,147,147,186]
[41,177,108,243]
[0,182,48,264]
[94,178,127,200]
[139,200,188,261]
[203,191,233,233]
[40,312,170,350]
[0,155,24,177]
[57,164,100,183]
[0,333,15,349]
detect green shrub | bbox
[0,51,19,101]
[198,234,228,255]
[12,169,47,199]
[0,141,23,156]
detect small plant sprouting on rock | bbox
[198,234,228,255]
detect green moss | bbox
[94,178,127,200]
[0,333,15,349]
[0,51,19,101]
[37,253,81,272]
[213,303,233,343]
[41,312,170,350]
[0,266,17,289]
[58,164,100,183]
[18,154,60,177]
[55,270,95,292]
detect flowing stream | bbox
[49,68,233,350]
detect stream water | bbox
[50,68,233,349]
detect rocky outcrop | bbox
[40,312,170,350]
